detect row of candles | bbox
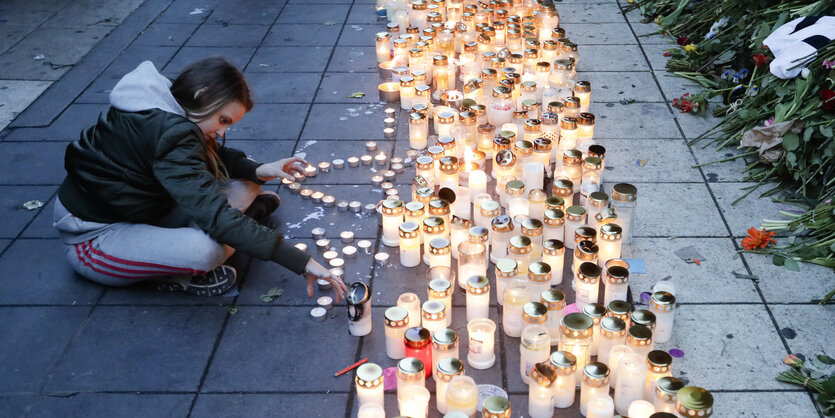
[345,0,716,417]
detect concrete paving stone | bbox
[207,1,283,25]
[301,103,391,140]
[202,306,358,392]
[592,102,680,139]
[192,394,350,418]
[75,46,179,103]
[641,44,675,72]
[162,46,256,77]
[622,7,647,24]
[631,20,664,37]
[317,72,388,103]
[0,0,60,27]
[226,103,309,140]
[247,46,333,72]
[46,306,227,392]
[0,23,31,55]
[658,304,788,390]
[6,187,57,239]
[602,182,729,237]
[676,109,724,140]
[28,393,193,418]
[0,25,114,81]
[0,239,104,305]
[292,140,396,183]
[711,391,818,417]
[132,22,201,47]
[0,239,10,253]
[328,46,379,73]
[277,4,351,24]
[246,72,321,103]
[690,141,755,183]
[561,22,638,45]
[224,139,296,162]
[3,103,110,141]
[556,3,625,23]
[275,184,383,238]
[601,138,701,183]
[0,394,37,418]
[0,80,52,132]
[0,307,91,392]
[347,4,389,25]
[186,24,271,47]
[623,238,760,303]
[155,0,220,24]
[579,71,664,103]
[771,305,835,359]
[41,0,145,28]
[576,45,651,72]
[368,250,435,306]
[741,242,835,304]
[338,24,386,47]
[0,142,69,185]
[709,182,784,238]
[263,24,343,47]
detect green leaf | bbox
[266,287,284,297]
[811,370,826,380]
[347,91,366,98]
[784,257,800,272]
[820,125,833,138]
[782,133,800,151]
[786,152,797,166]
[732,253,740,260]
[818,355,835,365]
[773,255,786,266]
[788,235,796,244]
[830,242,835,253]
[228,306,238,315]
[803,126,815,142]
[260,295,274,303]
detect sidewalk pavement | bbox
[0,0,830,417]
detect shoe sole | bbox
[152,266,237,297]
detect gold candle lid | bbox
[495,258,518,278]
[533,137,552,152]
[436,357,464,382]
[468,226,490,243]
[627,324,654,345]
[505,180,525,196]
[530,361,556,387]
[466,275,490,294]
[439,156,459,173]
[399,221,420,238]
[677,386,714,414]
[595,207,618,223]
[612,183,638,202]
[376,32,391,41]
[404,201,425,216]
[583,156,602,171]
[553,180,574,198]
[422,299,446,321]
[575,226,597,243]
[513,139,534,155]
[575,240,599,261]
[481,199,501,216]
[549,350,577,374]
[576,81,591,93]
[381,198,404,215]
[650,291,676,312]
[632,309,657,328]
[583,362,610,382]
[508,235,532,254]
[600,316,627,336]
[492,85,512,99]
[428,278,452,299]
[416,187,435,203]
[521,218,543,237]
[606,265,629,285]
[543,209,565,227]
[428,199,450,215]
[404,327,432,349]
[542,239,565,256]
[422,216,445,233]
[560,312,594,338]
[565,205,586,221]
[589,191,609,209]
[577,262,601,283]
[432,328,458,350]
[356,363,384,387]
[608,300,632,318]
[545,196,565,211]
[578,112,595,125]
[657,376,685,397]
[582,303,607,321]
[397,356,425,378]
[428,237,451,255]
[527,261,551,283]
[495,149,516,167]
[523,302,548,324]
[491,215,514,233]
[560,116,578,130]
[452,216,472,231]
[482,396,511,418]
[385,306,409,327]
[541,289,566,310]
[647,350,673,372]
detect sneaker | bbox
[243,191,280,224]
[151,265,237,296]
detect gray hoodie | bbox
[109,61,186,116]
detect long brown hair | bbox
[170,57,254,179]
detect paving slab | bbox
[556,3,625,23]
[338,24,386,47]
[709,182,785,238]
[580,71,665,104]
[0,142,70,184]
[562,22,639,45]
[0,185,57,239]
[593,102,683,139]
[247,46,333,72]
[28,393,193,418]
[263,24,343,47]
[192,394,349,418]
[0,81,53,131]
[46,306,227,392]
[641,44,674,72]
[75,46,179,104]
[246,72,321,103]
[0,0,60,27]
[346,5,387,25]
[328,46,379,73]
[300,103,390,140]
[0,25,114,81]
[275,184,383,239]
[207,1,283,25]
[277,4,351,25]
[162,46,257,77]
[0,23,32,56]
[0,307,91,392]
[202,306,358,392]
[226,103,309,140]
[675,110,724,140]
[0,239,10,254]
[600,138,702,183]
[711,391,818,416]
[187,24,271,47]
[575,45,651,72]
[155,0,219,24]
[771,304,835,360]
[132,21,201,47]
[656,72,725,104]
[0,394,37,418]
[18,194,58,239]
[741,242,835,304]
[4,103,110,141]
[317,72,385,104]
[41,0,145,28]
[689,141,754,183]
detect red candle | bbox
[404,327,433,378]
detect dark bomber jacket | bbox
[58,107,310,274]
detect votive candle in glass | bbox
[650,291,676,344]
[431,328,458,378]
[675,386,714,418]
[466,317,496,369]
[376,32,392,62]
[575,262,601,307]
[466,275,490,322]
[564,205,586,250]
[477,199,500,229]
[458,228,488,291]
[400,75,416,110]
[405,201,426,236]
[580,156,602,207]
[541,239,565,286]
[541,289,566,346]
[505,180,528,218]
[608,344,634,385]
[445,375,479,416]
[613,352,647,415]
[587,191,609,228]
[438,156,460,190]
[489,258,516,307]
[528,362,557,418]
[404,327,433,378]
[587,395,615,418]
[490,215,514,263]
[580,362,611,416]
[398,292,422,329]
[399,385,431,418]
[550,351,578,408]
[528,189,547,222]
[632,309,657,332]
[400,221,422,267]
[543,208,565,243]
[573,240,599,278]
[603,262,629,305]
[385,307,411,359]
[493,145,516,181]
[410,112,429,150]
[428,199,451,237]
[558,313,594,386]
[382,199,405,247]
[560,117,578,151]
[450,216,471,259]
[575,81,591,113]
[598,316,627,365]
[508,235,533,276]
[422,299,447,335]
[502,277,529,338]
[577,112,595,150]
[627,400,656,418]
[520,304,551,384]
[552,179,574,207]
[422,216,446,264]
[521,218,544,259]
[610,183,638,244]
[397,357,426,401]
[428,278,453,326]
[607,298,633,328]
[626,324,654,359]
[582,302,607,357]
[357,403,385,418]
[428,237,452,268]
[561,149,583,191]
[435,357,465,414]
[356,362,385,409]
[526,261,551,302]
[653,376,685,413]
[645,350,673,401]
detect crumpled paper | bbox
[740,119,803,163]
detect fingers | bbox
[291,155,310,165]
[306,276,315,298]
[274,170,295,181]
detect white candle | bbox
[645,350,673,402]
[399,222,421,267]
[427,278,453,327]
[355,363,385,409]
[465,275,490,322]
[614,353,648,415]
[580,362,611,416]
[376,32,391,62]
[542,239,566,286]
[653,377,685,413]
[422,216,446,265]
[627,400,656,418]
[469,169,487,199]
[400,76,416,110]
[607,344,634,384]
[598,317,627,365]
[520,321,551,384]
[398,292,422,329]
[385,307,410,359]
[450,218,469,259]
[421,300,447,335]
[526,262,551,302]
[626,325,654,359]
[575,262,602,307]
[490,215,514,263]
[558,313,594,387]
[582,303,607,357]
[523,162,544,193]
[528,189,547,223]
[508,235,532,276]
[541,289,566,346]
[550,351,578,409]
[357,403,385,418]
[435,357,464,414]
[597,223,623,268]
[399,386,430,418]
[466,318,496,369]
[576,81,592,113]
[502,277,528,338]
[650,291,676,344]
[528,362,557,418]
[564,205,586,250]
[587,395,615,418]
[445,375,479,416]
[603,263,629,305]
[409,112,429,150]
[476,198,500,229]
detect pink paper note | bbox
[383,366,398,391]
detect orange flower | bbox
[741,227,777,250]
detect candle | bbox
[357,403,385,418]
[528,362,557,418]
[431,328,458,380]
[399,385,431,418]
[399,221,422,267]
[578,112,596,151]
[627,400,656,418]
[400,75,416,110]
[508,235,532,276]
[580,156,602,207]
[409,112,429,150]
[502,277,528,338]
[598,317,627,365]
[477,198,500,230]
[505,180,528,218]
[576,81,591,113]
[613,353,648,415]
[428,278,453,326]
[490,215,514,263]
[626,325,654,359]
[398,292,422,329]
[422,216,445,265]
[580,362,611,416]
[465,275,490,322]
[428,237,451,268]
[608,344,634,384]
[469,169,487,201]
[488,86,514,126]
[575,262,601,307]
[528,189,547,223]
[582,303,608,357]
[603,263,629,305]
[355,363,385,409]
[564,206,586,250]
[597,224,622,272]
[550,351,578,408]
[541,289,565,346]
[445,375,479,416]
[449,216,470,259]
[396,357,426,402]
[526,262,551,302]
[676,386,714,418]
[520,304,551,384]
[404,201,426,238]
[378,82,401,102]
[573,240,599,280]
[427,199,451,238]
[421,299,447,335]
[489,258,516,308]
[632,309,657,332]
[650,291,676,344]
[653,377,685,413]
[523,163,544,194]
[558,313,594,387]
[521,218,544,259]
[435,357,465,414]
[541,239,565,286]
[457,228,488,291]
[587,395,615,418]
[587,192,609,227]
[376,32,392,62]
[493,146,516,182]
[610,183,638,244]
[404,327,433,378]
[385,307,410,359]
[466,318,496,369]
[645,350,673,402]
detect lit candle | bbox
[385,307,410,359]
[399,221,421,267]
[505,180,528,218]
[376,32,392,62]
[580,362,611,416]
[428,237,451,268]
[608,344,634,384]
[564,205,586,250]
[415,156,435,189]
[404,201,426,239]
[626,325,654,359]
[541,289,565,346]
[421,299,447,334]
[598,223,622,269]
[445,375,479,416]
[523,163,544,194]
[577,112,596,151]
[490,215,514,263]
[404,327,433,378]
[587,395,615,418]
[582,303,608,357]
[409,112,429,150]
[533,138,552,176]
[587,192,609,227]
[508,235,532,276]
[575,262,602,307]
[357,403,385,418]
[465,275,490,322]
[575,81,591,113]
[355,363,385,409]
[613,353,647,415]
[653,377,685,413]
[558,313,594,386]
[502,277,528,338]
[610,183,638,244]
[458,226,488,291]
[466,317,496,369]
[526,261,551,302]
[427,199,451,238]
[675,386,714,418]
[573,240,599,278]
[521,218,544,259]
[550,351,578,408]
[598,317,627,365]
[398,292,422,329]
[398,385,431,418]
[627,400,656,418]
[422,216,445,265]
[607,299,633,327]
[396,357,426,402]
[529,362,557,418]
[650,291,676,344]
[435,357,465,414]
[493,258,518,308]
[400,76,416,110]
[603,262,629,305]
[645,350,673,402]
[378,82,401,102]
[450,216,471,259]
[469,169,487,201]
[528,189,547,222]
[493,145,515,181]
[520,303,551,384]
[431,328,458,380]
[427,278,453,326]
[381,199,404,247]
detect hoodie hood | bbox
[109,61,186,116]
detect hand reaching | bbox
[256,156,310,182]
[304,258,348,304]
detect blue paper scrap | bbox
[624,258,646,274]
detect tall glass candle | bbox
[435,357,465,414]
[521,219,544,259]
[410,112,429,149]
[397,357,426,401]
[466,317,496,369]
[400,75,416,110]
[520,305,551,384]
[508,235,533,275]
[482,396,511,418]
[477,199,500,229]
[608,344,634,385]
[573,240,599,278]
[560,149,582,192]
[582,303,607,357]
[558,313,594,386]
[653,377,685,413]
[541,289,566,345]
[505,180,528,218]
[404,327,433,378]
[598,317,627,365]
[526,261,551,302]
[405,201,426,238]
[449,216,470,259]
[428,237,452,268]
[626,325,654,359]
[422,216,446,265]
[399,386,431,418]
[465,275,490,322]
[400,221,422,267]
[645,350,673,401]
[550,351,578,408]
[603,263,629,305]
[650,291,676,344]
[580,362,611,416]
[597,223,623,268]
[610,183,638,244]
[675,386,714,418]
[613,352,647,415]
[543,208,565,244]
[431,328,458,379]
[457,228,488,291]
[415,157,435,190]
[540,243,566,289]
[385,307,410,359]
[587,395,615,418]
[533,138,552,176]
[382,199,405,247]
[575,262,602,307]
[356,362,385,408]
[490,215,514,263]
[357,403,385,418]
[376,32,392,62]
[502,277,528,338]
[529,362,557,418]
[427,278,453,326]
[493,143,515,181]
[398,292,422,329]
[575,81,591,113]
[422,299,448,334]
[445,375,479,416]
[580,156,602,207]
[587,191,609,228]
[488,86,514,126]
[528,189,547,222]
[428,199,451,237]
[564,205,586,250]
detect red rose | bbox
[663,51,672,57]
[821,89,835,112]
[677,36,689,46]
[753,54,769,67]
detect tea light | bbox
[330,268,344,281]
[374,252,390,266]
[371,175,384,186]
[384,117,397,128]
[318,296,333,310]
[348,157,360,167]
[318,161,331,173]
[349,201,363,213]
[312,227,326,240]
[299,189,313,199]
[322,195,336,207]
[381,182,394,192]
[315,239,331,252]
[465,275,490,322]
[281,177,294,186]
[466,317,496,369]
[385,108,396,118]
[383,170,396,182]
[294,172,306,183]
[383,127,396,138]
[399,222,421,267]
[337,200,349,212]
[293,243,308,252]
[333,159,345,169]
[366,141,378,152]
[357,240,372,254]
[361,155,373,166]
[317,278,332,291]
[365,203,378,214]
[342,245,357,259]
[340,231,355,244]
[311,191,325,203]
[310,306,327,321]
[304,165,318,178]
[550,351,578,408]
[379,82,401,102]
[356,363,385,409]
[391,163,405,173]
[587,395,615,418]
[329,258,345,268]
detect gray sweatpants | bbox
[53,180,261,286]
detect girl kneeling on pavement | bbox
[53,57,347,301]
